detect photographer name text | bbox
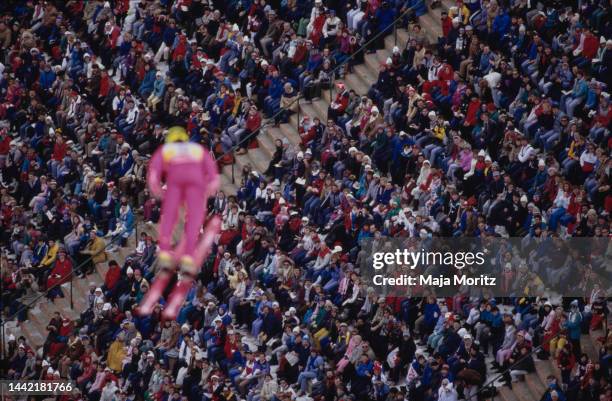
[372,274,496,287]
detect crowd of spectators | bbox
[0,0,610,401]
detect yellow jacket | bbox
[568,141,580,160]
[523,274,544,296]
[231,95,242,115]
[460,5,470,24]
[85,236,107,264]
[40,244,59,268]
[107,340,126,372]
[433,125,446,142]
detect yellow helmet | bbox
[166,126,189,143]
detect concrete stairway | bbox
[3,235,138,349]
[218,2,446,194]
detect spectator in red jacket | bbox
[441,11,452,38]
[464,95,481,127]
[328,82,349,121]
[246,106,262,133]
[580,27,599,60]
[51,134,67,161]
[46,250,72,300]
[104,260,122,293]
[0,129,10,156]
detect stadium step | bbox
[581,333,599,361]
[267,123,301,148]
[257,132,278,158]
[311,99,330,122]
[73,277,96,304]
[418,13,443,45]
[383,28,410,52]
[239,146,269,173]
[498,386,519,401]
[222,163,244,186]
[353,64,379,88]
[27,307,51,338]
[525,368,547,398]
[511,378,539,401]
[299,101,327,124]
[55,293,80,320]
[441,0,457,12]
[344,73,371,96]
[221,152,257,187]
[375,48,392,65]
[535,358,560,385]
[364,52,384,78]
[19,323,46,349]
[94,263,109,284]
[219,171,239,194]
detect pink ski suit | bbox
[147,141,220,263]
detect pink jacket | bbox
[147,142,219,195]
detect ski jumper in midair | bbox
[139,126,221,320]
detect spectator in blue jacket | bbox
[416,296,441,338]
[146,72,166,113]
[297,348,324,393]
[352,353,374,397]
[108,201,135,250]
[155,18,178,63]
[492,10,511,45]
[263,70,284,117]
[139,64,157,98]
[375,2,396,35]
[109,145,134,183]
[39,63,56,91]
[563,70,588,118]
[564,300,583,357]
